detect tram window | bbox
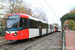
[30,20,34,28]
[51,26,53,29]
[39,22,42,28]
[30,19,38,28]
[41,23,43,28]
[37,21,39,28]
[41,22,42,28]
[45,24,47,28]
[46,24,48,28]
[34,21,38,28]
[42,23,44,28]
[23,18,27,28]
[34,21,36,28]
[48,25,49,29]
[47,24,48,28]
[43,23,45,28]
[50,25,52,29]
[44,24,46,28]
[19,18,27,30]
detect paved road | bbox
[65,30,75,50]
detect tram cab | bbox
[5,13,29,40]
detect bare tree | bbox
[32,7,47,21]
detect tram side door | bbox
[50,25,52,32]
[46,24,48,34]
[39,22,42,36]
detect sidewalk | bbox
[65,30,75,50]
[0,37,6,43]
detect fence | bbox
[62,30,66,50]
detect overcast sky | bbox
[24,0,75,25]
[1,0,75,25]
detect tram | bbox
[5,13,55,40]
[55,26,58,32]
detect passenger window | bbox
[30,20,34,28]
[30,19,38,28]
[19,18,27,30]
[34,21,38,28]
[50,25,52,29]
[46,24,48,28]
[39,22,42,28]
[43,23,45,28]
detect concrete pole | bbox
[28,9,30,15]
[28,0,30,15]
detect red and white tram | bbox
[55,26,58,32]
[5,13,55,40]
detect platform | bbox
[65,30,75,50]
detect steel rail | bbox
[43,33,60,50]
[24,33,55,50]
[0,40,16,46]
[24,32,59,50]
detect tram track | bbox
[0,32,61,50]
[4,33,54,50]
[0,39,29,50]
[0,40,16,46]
[44,33,62,50]
[8,32,60,50]
[43,32,60,50]
[25,32,62,50]
[24,32,58,50]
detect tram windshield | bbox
[6,15,19,31]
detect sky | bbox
[1,0,75,25]
[24,0,75,25]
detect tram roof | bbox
[28,15,39,21]
[8,13,48,23]
[41,20,47,23]
[8,13,29,18]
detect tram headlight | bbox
[14,32,17,36]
